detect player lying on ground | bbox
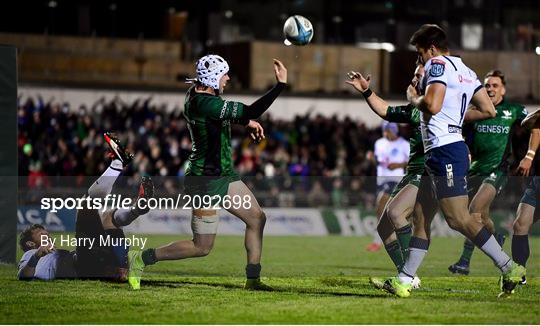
[365,121,409,253]
[346,63,437,288]
[127,55,287,291]
[368,24,524,298]
[18,133,153,281]
[509,109,540,284]
[449,70,532,275]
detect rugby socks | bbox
[472,227,512,273]
[246,263,261,279]
[112,208,142,227]
[395,224,412,259]
[88,159,123,198]
[457,238,475,266]
[398,237,429,284]
[141,248,157,266]
[512,235,529,266]
[105,229,129,268]
[384,240,404,270]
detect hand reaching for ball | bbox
[273,59,287,84]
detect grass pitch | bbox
[1,235,539,324]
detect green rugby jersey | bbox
[386,104,424,172]
[468,99,527,175]
[183,86,247,177]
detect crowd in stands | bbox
[18,95,530,209]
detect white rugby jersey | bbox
[18,249,76,280]
[374,136,410,185]
[421,55,482,152]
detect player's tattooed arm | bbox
[518,128,540,176]
[345,71,389,118]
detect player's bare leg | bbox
[127,208,219,290]
[472,183,498,233]
[386,184,418,257]
[152,209,218,260]
[512,203,535,284]
[374,183,437,297]
[398,188,438,288]
[367,192,390,252]
[224,181,272,290]
[450,183,499,275]
[377,184,418,270]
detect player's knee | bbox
[195,243,213,257]
[446,216,464,232]
[386,204,402,225]
[248,209,266,229]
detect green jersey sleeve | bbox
[386,104,414,123]
[196,95,246,121]
[516,104,527,122]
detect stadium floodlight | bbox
[536,46,540,55]
[357,42,396,52]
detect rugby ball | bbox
[283,15,314,46]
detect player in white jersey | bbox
[18,133,153,281]
[373,24,525,298]
[366,122,409,252]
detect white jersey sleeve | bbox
[421,55,482,152]
[18,249,38,279]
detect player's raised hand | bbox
[517,156,533,176]
[247,120,265,143]
[35,244,54,258]
[273,59,287,84]
[345,71,371,93]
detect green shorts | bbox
[390,168,424,198]
[184,174,240,202]
[467,168,507,198]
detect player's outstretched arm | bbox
[242,59,287,120]
[518,128,540,176]
[345,71,389,118]
[470,87,496,119]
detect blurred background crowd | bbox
[18,94,532,209]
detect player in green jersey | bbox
[449,70,531,275]
[127,54,288,290]
[346,63,438,288]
